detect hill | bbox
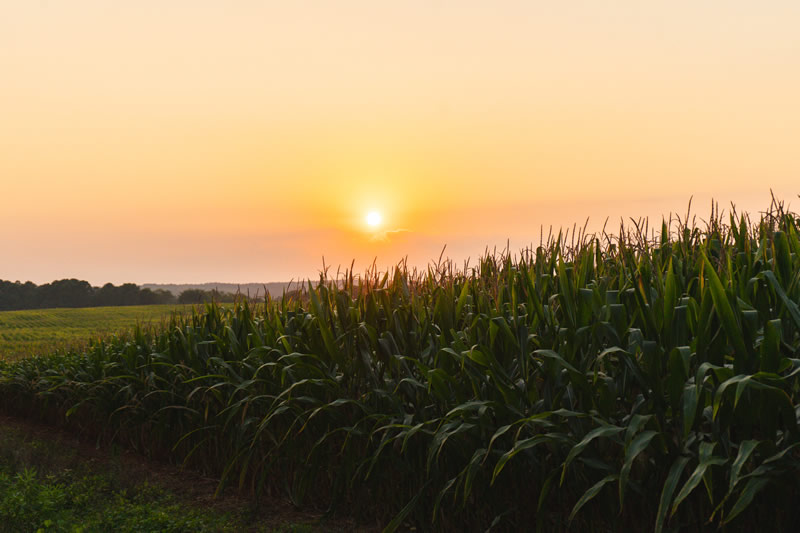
[141,282,297,299]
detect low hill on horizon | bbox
[141,282,297,299]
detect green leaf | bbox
[535,349,580,375]
[383,481,432,533]
[713,375,790,428]
[455,280,471,320]
[492,435,555,485]
[465,347,489,366]
[671,445,726,517]
[761,270,800,331]
[536,470,559,533]
[703,253,750,369]
[773,231,793,288]
[655,456,690,533]
[667,347,690,411]
[722,477,770,526]
[663,258,678,341]
[619,430,658,509]
[729,440,761,491]
[682,385,698,438]
[307,282,340,365]
[760,319,782,373]
[624,414,652,445]
[568,474,618,523]
[561,424,624,485]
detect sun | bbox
[365,210,382,228]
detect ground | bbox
[0,415,370,532]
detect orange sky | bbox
[2,2,799,285]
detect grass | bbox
[0,416,330,532]
[4,199,800,530]
[0,304,188,361]
[0,468,239,533]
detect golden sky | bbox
[2,1,799,284]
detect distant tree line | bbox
[176,289,237,304]
[0,279,237,311]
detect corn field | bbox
[3,202,800,531]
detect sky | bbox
[1,1,799,285]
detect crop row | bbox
[3,206,800,530]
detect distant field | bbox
[0,304,187,361]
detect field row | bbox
[3,208,800,530]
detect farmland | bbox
[3,204,800,530]
[0,305,188,361]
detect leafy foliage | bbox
[4,200,800,530]
[0,469,240,533]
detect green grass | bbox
[0,420,322,533]
[4,200,800,530]
[0,305,188,361]
[0,469,238,533]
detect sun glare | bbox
[366,210,382,228]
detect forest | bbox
[0,279,236,311]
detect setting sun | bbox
[365,210,382,228]
[4,3,800,530]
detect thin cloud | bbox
[370,228,411,243]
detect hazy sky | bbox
[2,1,799,285]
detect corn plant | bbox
[3,200,800,531]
